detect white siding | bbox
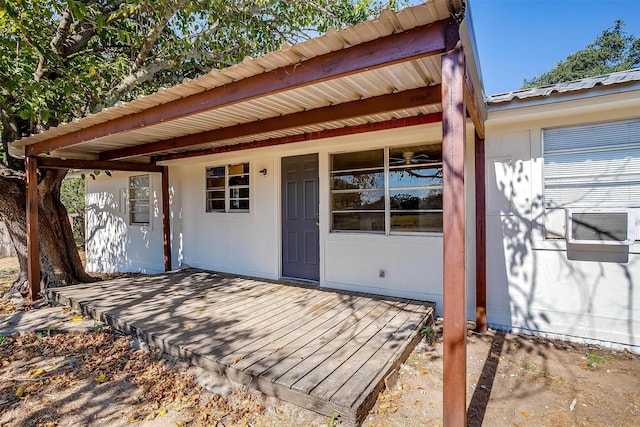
[485,92,640,352]
[85,172,165,273]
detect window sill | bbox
[533,238,640,254]
[329,230,443,238]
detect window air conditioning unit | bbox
[566,209,635,245]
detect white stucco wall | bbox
[485,90,640,352]
[85,123,479,318]
[85,171,165,273]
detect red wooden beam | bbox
[25,156,41,301]
[442,44,467,426]
[26,19,453,157]
[37,157,163,173]
[100,86,442,160]
[474,132,487,333]
[161,166,171,271]
[465,70,486,138]
[154,114,443,162]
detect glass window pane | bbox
[131,212,149,224]
[332,191,385,210]
[333,212,385,232]
[389,166,442,187]
[390,189,443,210]
[331,171,384,190]
[130,200,149,224]
[229,188,250,198]
[389,144,442,167]
[129,175,149,188]
[207,166,225,177]
[229,175,249,186]
[230,199,249,210]
[332,149,384,171]
[391,212,443,232]
[130,201,149,211]
[228,163,248,175]
[206,176,225,188]
[129,187,150,199]
[207,199,225,212]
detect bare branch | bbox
[50,7,74,55]
[130,0,191,74]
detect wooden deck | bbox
[48,269,434,426]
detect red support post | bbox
[442,42,467,426]
[475,132,487,333]
[25,156,41,300]
[161,166,171,271]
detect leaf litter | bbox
[0,328,284,426]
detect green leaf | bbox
[41,110,51,122]
[19,109,31,120]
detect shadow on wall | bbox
[489,153,636,348]
[85,191,152,273]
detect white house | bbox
[79,70,640,354]
[7,5,639,419]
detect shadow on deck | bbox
[48,269,434,426]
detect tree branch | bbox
[50,7,74,55]
[131,0,190,74]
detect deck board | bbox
[236,296,368,373]
[284,300,406,392]
[308,301,417,400]
[49,269,434,426]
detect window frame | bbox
[330,143,443,235]
[128,174,150,226]
[205,162,251,213]
[542,119,640,241]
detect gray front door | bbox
[281,154,319,281]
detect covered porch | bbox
[12,2,487,425]
[48,270,434,425]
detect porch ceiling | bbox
[9,0,485,165]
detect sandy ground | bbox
[1,257,639,426]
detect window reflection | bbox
[330,143,443,233]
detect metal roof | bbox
[486,68,640,104]
[9,0,484,163]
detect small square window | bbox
[206,163,250,212]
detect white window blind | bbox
[543,119,640,208]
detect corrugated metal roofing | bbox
[486,68,640,104]
[9,0,464,162]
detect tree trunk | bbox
[0,166,96,299]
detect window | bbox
[543,119,640,239]
[206,163,250,212]
[129,175,150,225]
[330,144,443,233]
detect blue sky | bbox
[465,0,640,95]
